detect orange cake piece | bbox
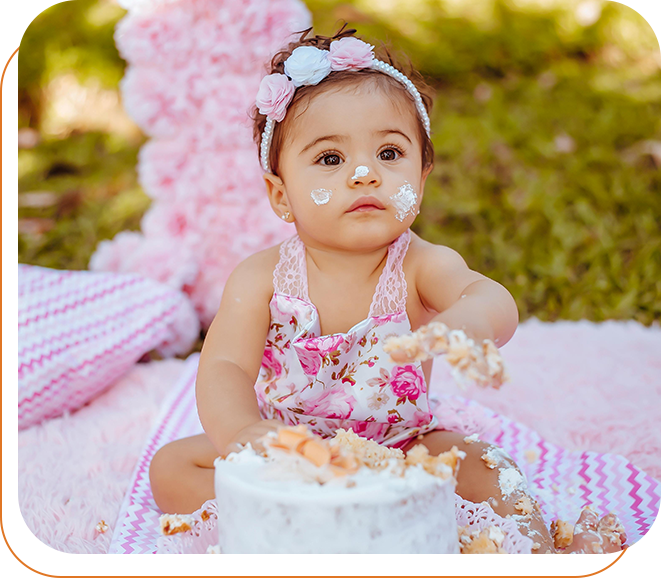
[458,525,507,554]
[551,519,574,549]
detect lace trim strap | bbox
[272,235,309,300]
[369,229,411,317]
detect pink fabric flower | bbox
[303,387,355,420]
[313,334,345,355]
[294,334,344,375]
[328,37,374,71]
[256,73,295,122]
[410,410,433,428]
[261,348,283,381]
[350,420,389,440]
[390,364,427,401]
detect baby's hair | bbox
[250,23,435,177]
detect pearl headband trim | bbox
[257,40,431,173]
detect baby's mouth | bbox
[346,196,386,213]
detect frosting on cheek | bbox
[310,188,333,206]
[389,182,418,222]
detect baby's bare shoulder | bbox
[406,232,487,312]
[224,243,282,301]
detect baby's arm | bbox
[196,249,279,456]
[414,241,519,347]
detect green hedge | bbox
[18,0,661,325]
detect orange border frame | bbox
[7,0,661,578]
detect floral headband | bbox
[256,37,431,173]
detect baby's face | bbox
[269,84,431,251]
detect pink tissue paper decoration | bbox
[90,0,312,327]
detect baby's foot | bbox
[557,507,626,554]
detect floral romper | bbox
[255,229,441,448]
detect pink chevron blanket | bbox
[108,351,660,554]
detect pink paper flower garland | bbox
[90,0,311,327]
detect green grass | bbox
[18,0,661,326]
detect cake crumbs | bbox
[159,513,194,536]
[206,544,221,554]
[551,519,574,549]
[524,449,539,464]
[95,520,109,534]
[514,495,534,516]
[532,541,541,551]
[405,444,465,479]
[458,525,507,554]
[464,433,479,444]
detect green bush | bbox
[18,0,661,325]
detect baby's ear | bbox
[263,172,291,217]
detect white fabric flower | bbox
[284,46,331,87]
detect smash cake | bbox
[213,425,463,554]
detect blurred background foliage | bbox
[18,0,661,325]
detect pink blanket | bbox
[107,349,660,554]
[17,318,661,553]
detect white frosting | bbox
[351,165,369,179]
[389,182,418,221]
[214,448,459,553]
[498,467,528,498]
[310,188,332,205]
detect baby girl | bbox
[150,25,625,554]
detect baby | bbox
[149,25,624,554]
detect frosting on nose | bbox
[351,165,370,180]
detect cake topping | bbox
[159,513,194,535]
[383,322,508,389]
[458,525,507,553]
[225,425,466,485]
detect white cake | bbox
[214,426,462,553]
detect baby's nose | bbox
[349,165,379,186]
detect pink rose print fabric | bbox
[254,229,440,447]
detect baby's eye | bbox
[378,147,402,161]
[318,153,342,166]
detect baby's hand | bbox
[223,419,282,456]
[383,322,508,389]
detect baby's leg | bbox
[149,434,219,514]
[404,431,554,553]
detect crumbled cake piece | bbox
[200,510,210,522]
[405,444,465,479]
[551,519,574,549]
[383,322,508,389]
[458,525,507,554]
[159,513,194,536]
[257,426,464,484]
[524,449,539,464]
[95,520,109,533]
[206,544,221,554]
[514,495,534,516]
[481,452,498,469]
[331,428,404,470]
[532,541,541,551]
[463,433,479,444]
[598,513,627,547]
[260,426,359,476]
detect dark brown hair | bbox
[250,24,435,177]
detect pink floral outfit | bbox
[255,229,441,448]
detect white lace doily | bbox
[157,493,533,554]
[455,494,533,554]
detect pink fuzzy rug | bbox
[432,318,661,481]
[17,318,661,553]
